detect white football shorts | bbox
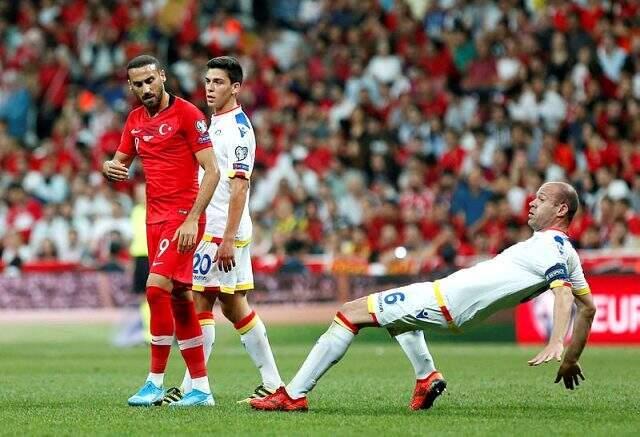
[192,237,254,294]
[367,281,453,332]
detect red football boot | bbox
[409,370,447,410]
[249,387,309,412]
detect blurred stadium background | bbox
[0,1,640,433]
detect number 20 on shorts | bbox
[193,253,213,275]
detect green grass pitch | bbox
[1,323,639,436]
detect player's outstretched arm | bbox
[103,151,133,181]
[555,292,596,390]
[173,148,219,252]
[214,176,249,272]
[528,285,574,366]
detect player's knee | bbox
[171,284,191,300]
[339,300,356,317]
[219,298,231,316]
[338,297,369,325]
[146,286,170,304]
[193,292,215,313]
[220,304,236,322]
[218,293,250,323]
[340,297,362,315]
[146,273,172,291]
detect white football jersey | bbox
[440,229,590,328]
[200,105,254,242]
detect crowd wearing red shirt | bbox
[1,0,639,275]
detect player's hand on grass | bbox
[103,160,129,181]
[173,218,198,253]
[213,239,236,272]
[528,342,563,366]
[555,361,585,390]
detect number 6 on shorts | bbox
[384,292,405,305]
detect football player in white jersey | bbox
[251,182,597,412]
[162,56,282,405]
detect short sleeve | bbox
[568,251,591,296]
[226,113,255,180]
[531,234,572,290]
[181,103,212,153]
[117,114,136,157]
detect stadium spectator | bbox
[0,69,32,140]
[22,156,69,204]
[29,203,66,255]
[58,228,88,263]
[279,238,309,274]
[99,239,126,273]
[1,230,32,272]
[5,183,41,242]
[1,0,639,276]
[597,33,628,84]
[451,168,492,227]
[35,237,58,262]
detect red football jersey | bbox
[118,95,212,224]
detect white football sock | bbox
[146,372,164,387]
[240,317,282,390]
[393,330,436,379]
[191,376,211,394]
[286,322,355,399]
[181,323,215,393]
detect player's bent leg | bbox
[372,283,449,411]
[388,328,445,410]
[128,274,173,406]
[168,285,213,406]
[339,296,380,327]
[250,297,372,412]
[220,292,283,402]
[388,328,437,380]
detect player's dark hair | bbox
[126,55,162,74]
[207,56,243,84]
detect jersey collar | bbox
[145,93,175,118]
[542,226,568,237]
[212,104,241,119]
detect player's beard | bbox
[142,88,164,112]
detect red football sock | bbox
[234,310,257,333]
[146,286,174,374]
[172,294,207,379]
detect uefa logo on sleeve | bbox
[195,120,208,134]
[235,146,248,161]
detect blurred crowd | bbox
[1,0,640,276]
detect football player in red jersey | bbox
[103,55,219,407]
